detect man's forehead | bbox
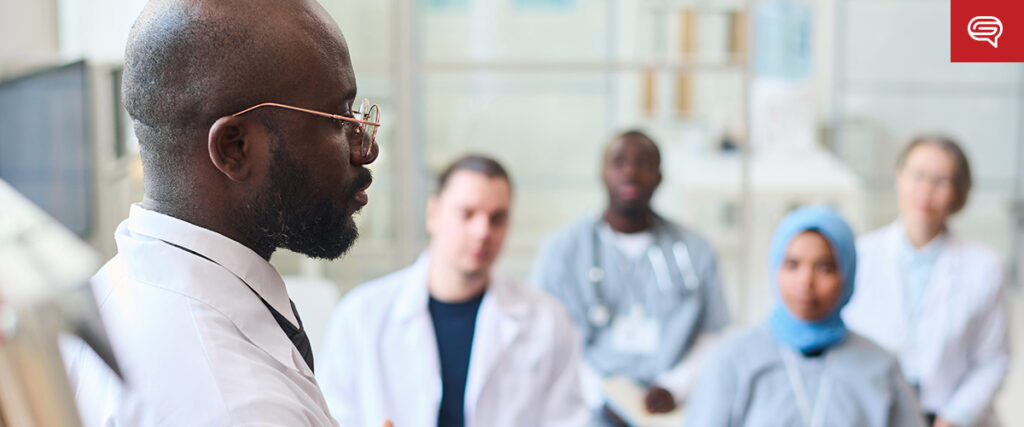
[440,174,511,204]
[339,70,357,101]
[605,136,658,158]
[282,26,355,109]
[442,193,511,213]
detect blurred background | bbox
[2,0,1022,418]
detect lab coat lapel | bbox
[920,236,959,317]
[120,209,308,377]
[882,222,909,338]
[464,278,526,424]
[390,254,443,422]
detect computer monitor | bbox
[0,61,93,237]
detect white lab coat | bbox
[843,222,1010,427]
[316,253,589,427]
[61,205,337,426]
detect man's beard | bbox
[243,142,370,260]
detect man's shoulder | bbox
[71,335,326,427]
[329,264,417,326]
[92,239,249,306]
[541,214,599,252]
[339,266,412,305]
[91,250,224,325]
[88,248,284,376]
[495,279,577,336]
[68,296,262,426]
[502,279,567,312]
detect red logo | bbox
[951,0,1024,62]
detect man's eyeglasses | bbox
[231,98,381,158]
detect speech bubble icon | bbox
[968,16,1003,48]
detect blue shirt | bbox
[429,292,485,427]
[898,229,947,382]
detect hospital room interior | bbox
[2,0,1023,426]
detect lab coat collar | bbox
[882,222,909,309]
[126,204,298,327]
[885,220,964,312]
[392,253,430,324]
[895,220,949,263]
[392,251,531,324]
[391,251,529,421]
[123,204,309,376]
[463,280,527,419]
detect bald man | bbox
[61,0,379,425]
[532,130,729,424]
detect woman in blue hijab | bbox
[684,206,924,427]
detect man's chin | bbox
[458,260,494,277]
[287,218,359,260]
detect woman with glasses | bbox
[843,136,1010,427]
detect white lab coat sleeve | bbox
[653,331,724,403]
[542,305,590,427]
[315,298,363,426]
[939,271,1011,427]
[888,359,927,427]
[681,344,739,427]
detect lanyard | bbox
[780,350,831,427]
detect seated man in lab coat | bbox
[62,0,380,425]
[317,155,588,427]
[532,130,730,421]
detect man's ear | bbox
[208,116,266,182]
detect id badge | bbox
[610,305,660,355]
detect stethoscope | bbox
[586,219,701,328]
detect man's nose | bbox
[468,215,491,239]
[352,140,380,165]
[622,163,640,180]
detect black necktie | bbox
[159,241,315,372]
[260,298,315,373]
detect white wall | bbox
[57,0,147,61]
[833,0,1023,254]
[0,0,61,78]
